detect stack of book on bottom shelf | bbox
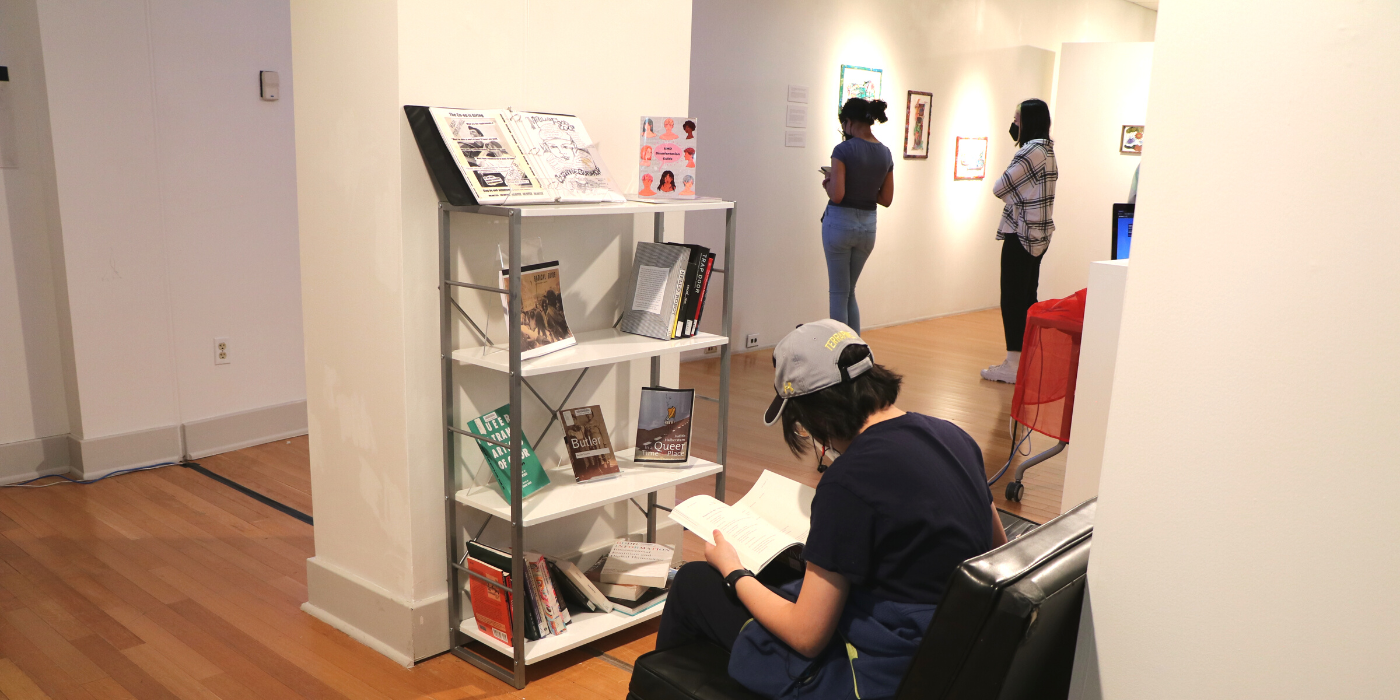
[584,541,677,616]
[466,540,678,646]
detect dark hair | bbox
[683,120,696,132]
[658,170,676,191]
[1017,98,1052,146]
[839,98,889,126]
[780,344,902,456]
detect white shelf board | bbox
[455,449,721,527]
[453,329,727,377]
[460,603,665,664]
[448,199,732,217]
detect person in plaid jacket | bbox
[982,98,1058,384]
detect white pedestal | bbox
[1060,260,1129,513]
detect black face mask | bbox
[1009,121,1020,142]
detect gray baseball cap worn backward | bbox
[763,319,875,426]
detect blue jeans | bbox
[822,205,877,333]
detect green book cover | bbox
[469,404,550,501]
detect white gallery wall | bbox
[0,0,306,482]
[1038,41,1152,299]
[686,0,1156,352]
[1076,1,1400,697]
[294,0,694,664]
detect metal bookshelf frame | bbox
[438,200,737,688]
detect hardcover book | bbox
[466,540,543,641]
[669,470,817,573]
[466,557,513,645]
[619,243,691,341]
[558,405,620,483]
[552,558,613,613]
[662,243,710,338]
[498,261,576,360]
[633,387,694,464]
[584,556,648,601]
[468,404,550,501]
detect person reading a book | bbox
[820,98,894,334]
[657,320,1008,700]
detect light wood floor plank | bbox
[0,658,53,700]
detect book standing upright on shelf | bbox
[619,243,691,341]
[637,116,697,200]
[468,404,551,501]
[558,406,620,483]
[466,540,543,642]
[498,261,575,360]
[633,387,695,464]
[663,243,712,338]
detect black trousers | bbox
[656,563,752,651]
[999,235,1044,352]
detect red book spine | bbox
[691,254,716,337]
[467,558,513,646]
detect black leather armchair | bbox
[628,501,1094,700]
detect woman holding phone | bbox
[819,98,894,334]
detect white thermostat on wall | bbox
[260,70,279,101]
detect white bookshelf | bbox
[454,329,728,377]
[457,449,721,527]
[459,604,666,665]
[439,198,736,688]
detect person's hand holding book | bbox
[705,530,743,578]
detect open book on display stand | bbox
[669,470,817,574]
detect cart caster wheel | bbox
[1005,481,1024,502]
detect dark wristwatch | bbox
[724,568,756,592]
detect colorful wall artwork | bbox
[954,136,988,180]
[838,65,882,110]
[1121,125,1144,154]
[903,91,932,158]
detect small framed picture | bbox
[838,64,882,110]
[903,91,933,159]
[953,136,988,180]
[1120,125,1144,154]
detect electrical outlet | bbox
[704,345,718,354]
[214,337,231,365]
[745,333,759,349]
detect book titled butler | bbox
[558,406,621,483]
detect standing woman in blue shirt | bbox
[981,98,1058,384]
[820,98,894,334]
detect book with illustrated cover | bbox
[466,556,514,644]
[406,106,625,206]
[634,387,694,464]
[637,116,696,200]
[559,406,620,483]
[466,540,543,641]
[619,243,691,341]
[469,404,550,501]
[526,552,568,635]
[499,261,575,360]
[669,470,817,574]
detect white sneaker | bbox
[980,359,1017,383]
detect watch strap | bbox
[724,568,756,590]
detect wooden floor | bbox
[0,309,1067,699]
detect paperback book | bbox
[633,387,694,464]
[662,243,712,339]
[637,116,697,200]
[669,470,817,573]
[619,243,691,341]
[466,540,543,641]
[558,405,620,483]
[468,404,551,501]
[407,106,626,206]
[498,261,576,360]
[598,541,674,588]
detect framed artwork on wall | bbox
[903,91,932,159]
[838,64,882,110]
[1120,125,1144,154]
[953,136,988,180]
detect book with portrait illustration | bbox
[405,106,625,206]
[498,261,575,360]
[633,387,694,464]
[558,405,620,483]
[637,116,697,200]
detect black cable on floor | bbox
[182,461,314,525]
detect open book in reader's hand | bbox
[669,470,817,574]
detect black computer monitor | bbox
[1112,203,1134,260]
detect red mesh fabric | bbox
[1011,288,1087,443]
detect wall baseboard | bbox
[304,556,449,666]
[183,400,308,459]
[0,435,72,485]
[69,425,183,480]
